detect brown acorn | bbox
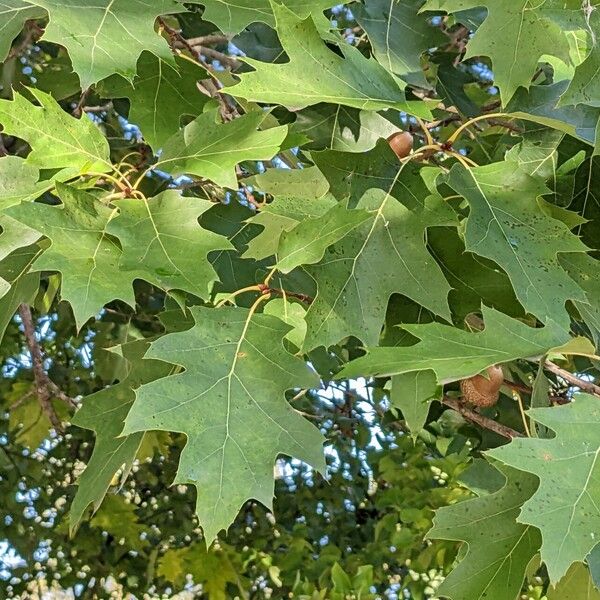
[387,131,413,160]
[460,365,504,408]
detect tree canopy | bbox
[0,1,600,598]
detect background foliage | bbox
[0,0,599,598]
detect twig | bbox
[6,20,43,60]
[17,304,77,433]
[83,103,113,114]
[186,34,230,46]
[544,361,600,397]
[442,397,524,439]
[72,87,91,118]
[158,17,236,120]
[175,40,240,69]
[503,380,532,394]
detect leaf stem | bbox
[514,391,531,437]
[215,285,262,308]
[447,112,510,144]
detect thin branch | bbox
[6,20,43,60]
[17,304,76,433]
[173,39,240,68]
[158,17,237,120]
[187,34,230,46]
[544,361,600,397]
[442,397,524,439]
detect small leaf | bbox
[276,204,371,273]
[391,370,440,439]
[547,562,600,600]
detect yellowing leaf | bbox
[0,89,111,174]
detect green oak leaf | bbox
[276,204,371,273]
[446,161,588,327]
[435,55,480,117]
[70,339,174,533]
[312,140,406,205]
[303,165,456,350]
[200,202,270,296]
[338,305,570,380]
[106,190,231,299]
[102,52,209,150]
[547,563,600,600]
[0,157,45,210]
[192,0,338,33]
[90,495,148,552]
[427,227,524,322]
[5,184,137,330]
[27,0,179,88]
[0,244,40,341]
[244,195,337,261]
[427,464,541,600]
[158,109,288,189]
[226,1,432,116]
[505,128,564,180]
[507,81,600,148]
[0,216,40,264]
[291,104,400,152]
[0,89,111,174]
[559,12,600,108]
[122,306,326,542]
[488,395,600,583]
[248,165,330,197]
[560,254,600,348]
[391,371,440,439]
[0,1,46,62]
[567,154,600,247]
[424,0,570,103]
[263,297,307,349]
[352,0,445,85]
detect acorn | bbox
[460,365,504,408]
[387,131,413,160]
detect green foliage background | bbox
[0,0,599,598]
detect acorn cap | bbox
[460,365,504,408]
